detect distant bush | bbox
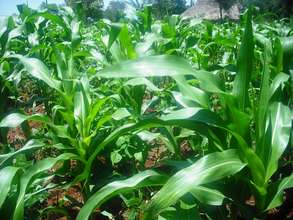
[241,0,293,17]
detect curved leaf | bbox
[76,170,167,220]
[265,174,293,210]
[9,55,62,91]
[0,139,45,168]
[0,113,50,128]
[173,75,209,108]
[75,108,226,183]
[265,102,292,181]
[94,55,195,78]
[13,153,83,220]
[74,83,89,137]
[190,186,227,206]
[0,166,20,208]
[143,149,246,218]
[94,55,224,95]
[269,73,289,99]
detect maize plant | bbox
[0,4,292,220]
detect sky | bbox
[0,0,111,15]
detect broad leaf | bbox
[0,139,45,168]
[190,186,227,206]
[13,153,83,220]
[74,83,89,137]
[264,102,292,181]
[265,174,293,210]
[233,9,254,111]
[0,166,20,208]
[143,149,246,218]
[76,170,167,220]
[9,55,62,91]
[0,113,50,128]
[94,55,195,78]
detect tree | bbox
[105,0,126,21]
[125,0,186,18]
[215,0,236,19]
[151,0,186,18]
[65,0,104,19]
[39,1,59,11]
[172,0,187,14]
[241,0,293,16]
[126,0,151,10]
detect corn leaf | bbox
[0,113,50,128]
[158,206,201,220]
[9,55,62,91]
[95,55,195,78]
[256,39,272,140]
[76,170,167,220]
[0,166,20,208]
[190,186,227,206]
[265,174,293,210]
[74,83,90,137]
[233,9,254,111]
[264,102,292,181]
[13,153,83,220]
[0,139,44,168]
[143,149,246,218]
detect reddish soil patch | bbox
[144,145,167,168]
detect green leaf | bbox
[223,93,251,138]
[27,12,69,35]
[160,108,225,128]
[173,75,209,108]
[0,166,20,208]
[94,55,195,78]
[264,102,292,181]
[190,186,227,206]
[119,25,137,59]
[0,139,45,168]
[76,170,167,220]
[125,78,161,92]
[265,174,293,210]
[95,55,224,96]
[9,55,62,91]
[13,153,83,220]
[158,206,201,220]
[71,19,81,49]
[0,113,50,128]
[108,23,122,49]
[85,97,108,134]
[269,73,289,99]
[172,91,200,108]
[112,108,131,121]
[256,41,272,140]
[281,36,293,56]
[195,70,225,93]
[74,83,89,137]
[143,149,246,218]
[233,9,254,111]
[110,150,122,165]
